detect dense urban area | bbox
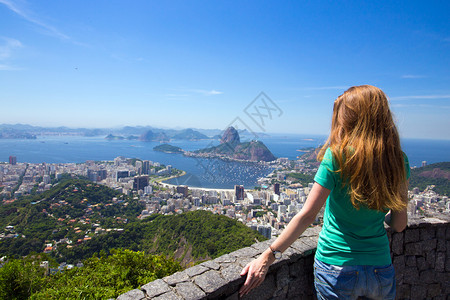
[2,152,448,244]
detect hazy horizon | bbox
[1,1,449,140]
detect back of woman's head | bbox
[319,85,408,211]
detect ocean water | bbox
[1,135,448,188]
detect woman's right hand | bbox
[239,249,274,297]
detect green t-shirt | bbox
[314,148,410,266]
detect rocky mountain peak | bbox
[220,126,240,144]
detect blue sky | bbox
[0,1,449,139]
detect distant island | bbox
[105,134,138,140]
[186,126,276,162]
[153,144,184,154]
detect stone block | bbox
[405,228,419,243]
[116,289,146,300]
[436,226,445,239]
[250,240,272,252]
[420,227,435,240]
[193,270,227,295]
[403,267,419,285]
[237,257,253,268]
[152,291,182,300]
[410,284,427,300]
[405,255,416,267]
[434,271,449,284]
[447,241,450,256]
[230,247,259,258]
[275,265,290,289]
[272,285,288,298]
[221,264,243,284]
[393,255,405,282]
[242,273,276,300]
[416,256,427,271]
[287,276,309,298]
[395,283,410,299]
[173,281,206,300]
[426,283,442,298]
[283,247,301,261]
[405,242,421,256]
[290,239,312,256]
[298,239,317,256]
[392,233,403,255]
[224,292,239,300]
[141,279,171,298]
[289,259,305,278]
[435,252,445,272]
[419,269,435,284]
[437,237,446,252]
[185,264,209,277]
[249,239,274,252]
[446,258,450,272]
[302,226,321,237]
[200,260,220,271]
[421,238,437,252]
[214,254,236,264]
[164,271,189,286]
[446,225,450,239]
[443,279,450,296]
[425,250,436,269]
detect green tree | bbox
[0,257,46,300]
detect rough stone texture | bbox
[242,273,276,300]
[405,228,420,243]
[174,282,206,300]
[116,219,449,300]
[193,270,227,294]
[153,291,182,300]
[200,260,220,271]
[141,279,171,298]
[164,271,190,286]
[184,264,209,278]
[116,289,146,300]
[392,232,403,255]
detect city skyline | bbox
[1,1,449,140]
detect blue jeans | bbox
[314,258,396,300]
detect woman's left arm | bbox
[239,182,330,297]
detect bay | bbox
[0,135,449,189]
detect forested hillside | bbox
[409,162,450,195]
[0,178,143,258]
[0,178,267,298]
[59,210,266,265]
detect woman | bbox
[239,85,409,299]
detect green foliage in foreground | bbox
[0,249,181,300]
[409,162,450,196]
[0,256,46,300]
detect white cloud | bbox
[0,37,22,60]
[189,89,223,96]
[0,0,69,40]
[0,37,22,71]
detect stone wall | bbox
[117,218,449,300]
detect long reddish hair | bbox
[318,85,408,211]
